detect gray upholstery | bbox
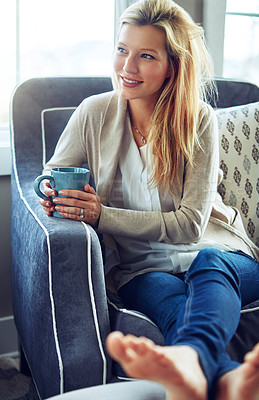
[47,381,166,400]
[10,77,259,400]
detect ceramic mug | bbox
[34,167,90,217]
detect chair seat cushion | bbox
[227,300,259,362]
[107,291,259,377]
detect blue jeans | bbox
[118,248,259,394]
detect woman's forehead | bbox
[118,23,167,52]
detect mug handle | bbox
[33,175,55,201]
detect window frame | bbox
[204,0,259,81]
[0,0,115,175]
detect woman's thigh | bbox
[227,250,259,306]
[185,249,259,307]
[118,271,187,339]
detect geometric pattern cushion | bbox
[216,102,259,247]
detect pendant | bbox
[134,127,147,145]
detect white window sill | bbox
[0,125,11,176]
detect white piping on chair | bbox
[10,94,64,394]
[81,222,108,384]
[107,297,158,327]
[241,306,259,314]
[40,105,107,387]
[41,107,76,167]
[117,376,135,381]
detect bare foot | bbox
[106,331,207,400]
[217,343,259,400]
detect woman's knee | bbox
[187,248,236,277]
[185,248,241,302]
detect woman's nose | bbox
[123,55,138,74]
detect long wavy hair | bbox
[113,0,215,192]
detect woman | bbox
[40,0,259,399]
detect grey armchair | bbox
[10,77,259,400]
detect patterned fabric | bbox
[216,102,259,247]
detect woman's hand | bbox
[40,181,57,216]
[52,184,101,227]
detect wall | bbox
[0,175,12,316]
[178,0,203,23]
[179,0,226,77]
[203,0,226,76]
[0,173,18,356]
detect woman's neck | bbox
[128,99,154,134]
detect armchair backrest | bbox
[11,77,113,188]
[211,79,259,108]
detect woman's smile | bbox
[120,75,144,87]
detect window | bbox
[0,0,114,127]
[0,2,16,126]
[223,0,259,85]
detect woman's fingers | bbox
[52,185,101,226]
[39,182,57,216]
[52,196,93,208]
[40,201,55,212]
[57,206,101,227]
[84,184,96,194]
[44,186,57,198]
[40,199,55,217]
[39,184,101,226]
[52,186,99,211]
[57,189,93,201]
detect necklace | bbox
[134,127,148,145]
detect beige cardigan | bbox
[44,91,259,272]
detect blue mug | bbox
[34,167,90,217]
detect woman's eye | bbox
[141,53,155,60]
[117,47,127,54]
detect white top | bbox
[106,113,234,289]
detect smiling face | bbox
[113,23,171,106]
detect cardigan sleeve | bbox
[98,103,219,245]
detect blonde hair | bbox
[113,0,215,192]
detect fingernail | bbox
[55,206,60,211]
[59,190,64,195]
[53,198,58,203]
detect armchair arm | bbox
[11,177,112,399]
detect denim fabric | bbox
[119,248,259,393]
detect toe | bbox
[106,331,132,362]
